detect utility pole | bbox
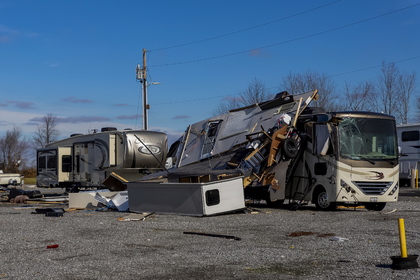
[136,49,149,130]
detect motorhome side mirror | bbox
[313,114,331,122]
[314,162,328,175]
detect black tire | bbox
[364,202,386,211]
[282,138,298,159]
[314,188,336,210]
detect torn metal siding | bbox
[175,90,316,169]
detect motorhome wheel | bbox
[314,188,336,210]
[281,138,298,159]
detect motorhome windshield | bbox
[338,117,397,161]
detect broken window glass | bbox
[201,121,222,159]
[339,117,397,161]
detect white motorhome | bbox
[36,128,167,190]
[138,91,399,211]
[396,123,420,187]
[288,111,399,211]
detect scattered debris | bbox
[118,212,155,222]
[31,208,65,217]
[184,231,241,241]
[8,188,41,203]
[288,231,317,237]
[10,195,29,203]
[329,236,349,242]
[384,209,398,214]
[68,190,128,211]
[288,231,335,238]
[95,191,128,211]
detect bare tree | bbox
[378,62,400,117]
[343,81,377,111]
[395,71,416,124]
[416,96,420,122]
[212,78,269,116]
[33,113,60,148]
[281,71,338,111]
[378,62,417,124]
[238,78,270,106]
[212,97,241,116]
[0,126,29,173]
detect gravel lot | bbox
[1,186,420,280]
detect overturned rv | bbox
[36,127,167,190]
[134,90,399,211]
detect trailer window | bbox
[47,155,57,171]
[38,156,46,171]
[201,120,222,159]
[62,155,72,172]
[401,131,419,142]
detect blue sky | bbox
[1,0,419,145]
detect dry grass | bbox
[23,178,36,185]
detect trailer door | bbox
[57,147,72,183]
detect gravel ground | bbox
[1,187,420,280]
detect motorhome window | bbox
[401,131,419,142]
[205,189,220,206]
[62,155,72,172]
[339,117,397,161]
[314,124,330,155]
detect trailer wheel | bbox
[364,202,386,211]
[314,188,336,210]
[281,138,298,159]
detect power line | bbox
[149,3,420,68]
[149,0,343,52]
[327,55,420,78]
[150,55,420,106]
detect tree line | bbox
[213,62,418,125]
[0,114,59,175]
[0,62,417,174]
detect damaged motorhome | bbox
[135,90,399,211]
[36,128,168,190]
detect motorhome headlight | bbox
[139,145,161,155]
[389,183,398,195]
[340,179,356,193]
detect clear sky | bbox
[1,0,419,145]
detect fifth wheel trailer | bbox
[36,128,167,190]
